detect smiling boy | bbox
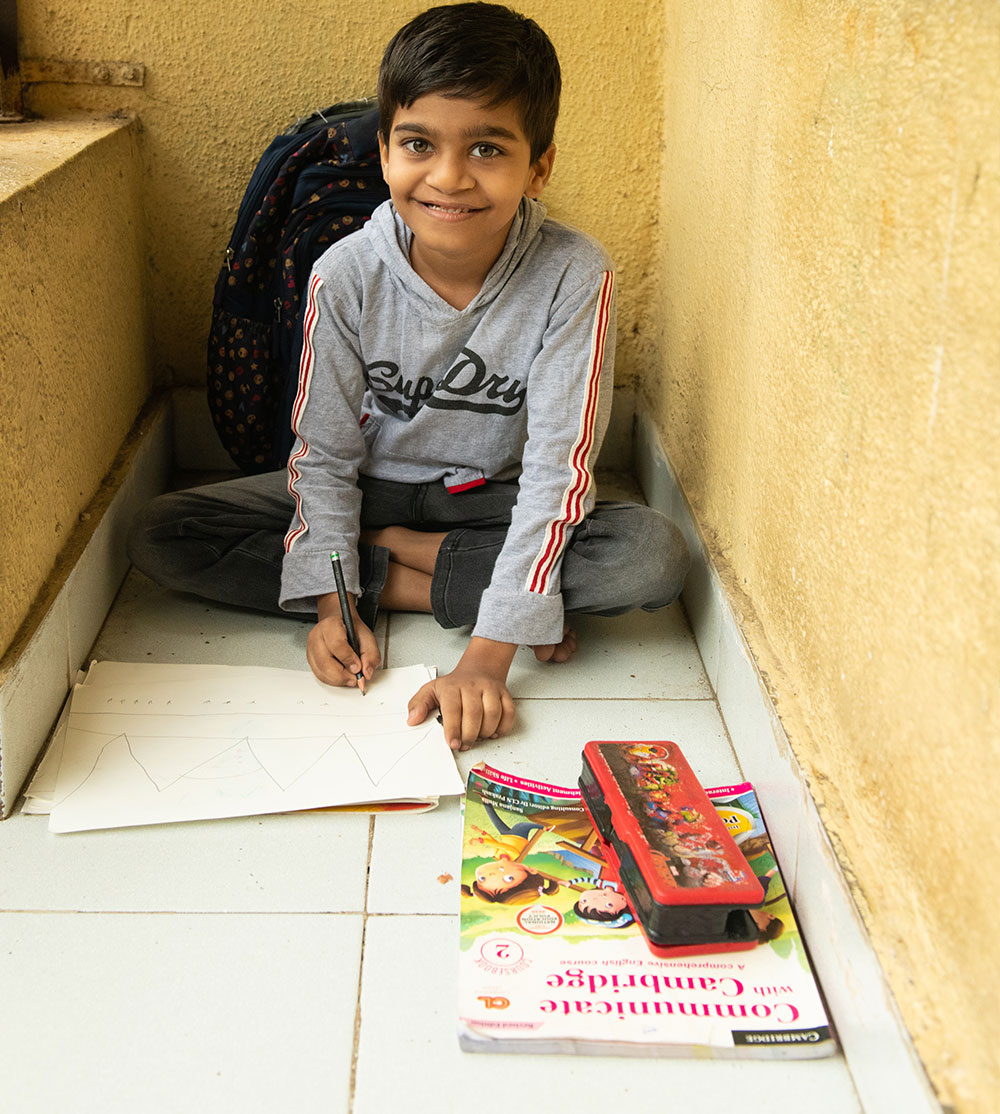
[128,3,689,749]
[380,95,550,310]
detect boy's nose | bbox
[426,152,475,193]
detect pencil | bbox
[330,552,365,694]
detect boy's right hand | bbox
[307,591,381,690]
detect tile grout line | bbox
[342,612,393,1105]
[347,813,376,1113]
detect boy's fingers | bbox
[408,679,516,749]
[358,624,382,675]
[438,688,466,750]
[329,632,362,675]
[307,624,366,687]
[406,687,435,725]
[408,680,448,727]
[312,623,346,668]
[496,690,516,738]
[479,689,505,740]
[307,645,352,686]
[461,699,484,748]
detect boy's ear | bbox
[524,143,556,199]
[378,133,389,176]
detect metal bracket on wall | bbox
[20,58,146,87]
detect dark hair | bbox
[573,900,635,927]
[461,873,559,904]
[378,3,561,160]
[761,916,785,941]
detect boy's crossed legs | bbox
[360,523,577,664]
[127,470,689,741]
[128,469,687,634]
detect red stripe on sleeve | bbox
[526,271,614,594]
[283,272,323,552]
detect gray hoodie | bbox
[280,197,616,646]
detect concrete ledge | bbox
[0,398,172,818]
[0,116,132,202]
[633,410,941,1114]
[0,113,152,659]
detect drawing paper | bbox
[47,662,463,833]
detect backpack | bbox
[207,99,390,474]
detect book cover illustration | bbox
[458,763,835,1058]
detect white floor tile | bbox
[367,798,464,915]
[368,698,740,916]
[0,808,372,913]
[4,545,870,1113]
[354,913,862,1114]
[461,694,740,789]
[90,570,389,671]
[385,603,711,700]
[1,910,363,1114]
[90,571,314,669]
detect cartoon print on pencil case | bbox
[632,762,680,793]
[55,723,438,806]
[620,749,752,887]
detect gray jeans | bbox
[126,471,689,632]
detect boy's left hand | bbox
[407,637,517,751]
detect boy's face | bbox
[379,93,555,291]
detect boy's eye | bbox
[401,137,431,154]
[471,143,501,159]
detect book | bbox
[457,763,836,1057]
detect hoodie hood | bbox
[365,197,549,315]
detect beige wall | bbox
[18,0,663,394]
[0,118,150,652]
[654,4,999,1110]
[9,0,1000,1109]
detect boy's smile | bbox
[379,93,555,306]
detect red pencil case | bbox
[579,741,763,954]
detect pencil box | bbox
[579,741,763,954]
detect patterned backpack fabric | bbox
[207,100,390,474]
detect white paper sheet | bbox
[47,662,463,833]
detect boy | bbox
[128,3,689,750]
